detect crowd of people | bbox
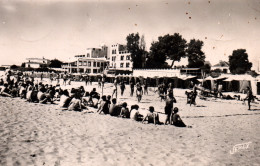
[0,71,190,127]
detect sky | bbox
[0,0,260,70]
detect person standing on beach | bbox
[136,82,143,103]
[40,73,43,81]
[98,78,101,88]
[244,86,254,110]
[164,93,175,125]
[130,81,135,97]
[143,79,148,95]
[63,74,67,86]
[120,81,125,96]
[112,80,118,99]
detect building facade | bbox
[109,44,133,71]
[25,58,50,68]
[62,56,108,74]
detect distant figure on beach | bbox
[98,78,101,88]
[40,73,43,81]
[143,79,148,95]
[112,80,118,99]
[130,81,135,97]
[244,86,254,110]
[142,106,160,125]
[120,81,125,96]
[63,74,67,85]
[136,82,143,103]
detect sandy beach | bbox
[0,80,260,166]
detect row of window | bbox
[111,55,131,61]
[119,51,129,54]
[78,61,105,67]
[112,62,130,68]
[74,68,101,73]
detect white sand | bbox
[0,79,259,165]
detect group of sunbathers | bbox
[0,73,189,127]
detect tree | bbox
[10,65,18,69]
[146,41,168,68]
[149,33,187,68]
[126,33,146,68]
[229,49,252,74]
[49,59,63,68]
[21,63,25,68]
[187,39,205,68]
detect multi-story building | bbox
[25,58,50,68]
[61,45,109,74]
[109,44,133,71]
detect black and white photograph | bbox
[0,0,259,165]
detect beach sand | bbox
[0,80,259,165]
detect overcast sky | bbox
[0,0,260,70]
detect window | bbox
[79,61,82,66]
[93,62,96,67]
[120,63,124,68]
[121,56,124,61]
[101,62,103,67]
[126,56,130,60]
[84,62,87,66]
[93,69,97,73]
[88,62,91,67]
[114,63,116,68]
[112,56,116,61]
[87,53,90,57]
[126,63,130,68]
[97,62,100,67]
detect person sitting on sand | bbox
[109,98,119,116]
[119,102,130,118]
[19,83,27,99]
[97,95,109,114]
[90,88,99,99]
[171,107,187,127]
[37,87,52,104]
[59,90,71,108]
[142,106,160,125]
[130,105,143,121]
[68,92,83,111]
[0,83,13,97]
[82,92,90,106]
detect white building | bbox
[25,58,50,68]
[62,57,108,74]
[211,61,230,73]
[109,44,133,71]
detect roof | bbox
[213,61,229,67]
[26,58,50,61]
